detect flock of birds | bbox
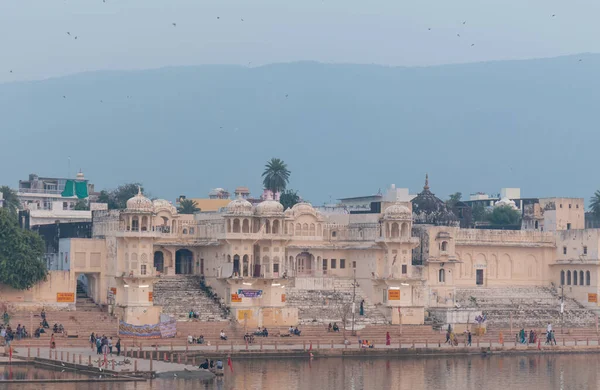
[1,9,587,133]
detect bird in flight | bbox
[457,34,460,37]
[471,43,475,47]
[74,36,78,40]
[579,59,583,62]
[9,70,12,73]
[285,94,289,98]
[172,22,177,27]
[462,21,466,25]
[67,32,71,36]
[63,96,66,98]
[552,14,556,17]
[428,28,431,31]
[217,16,220,19]
[241,18,244,22]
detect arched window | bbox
[580,270,584,286]
[302,223,309,236]
[332,231,337,238]
[439,269,445,283]
[309,223,316,236]
[567,270,571,285]
[391,223,399,238]
[441,241,448,252]
[265,220,271,234]
[560,270,565,286]
[401,223,409,237]
[586,271,591,286]
[534,221,539,229]
[233,219,240,233]
[573,270,578,286]
[273,220,280,234]
[242,219,250,233]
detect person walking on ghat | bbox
[467,331,472,347]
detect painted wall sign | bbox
[231,293,242,303]
[388,290,400,300]
[588,293,597,303]
[56,293,74,303]
[238,289,263,298]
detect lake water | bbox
[0,353,598,389]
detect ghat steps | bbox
[285,277,389,326]
[455,287,596,329]
[152,276,229,322]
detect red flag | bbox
[309,342,312,351]
[228,356,233,372]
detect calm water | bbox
[1,353,599,389]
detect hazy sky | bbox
[1,0,599,83]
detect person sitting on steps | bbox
[220,330,227,340]
[199,359,209,370]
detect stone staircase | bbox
[455,286,596,329]
[152,276,229,322]
[76,281,103,312]
[285,277,388,326]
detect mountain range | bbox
[0,53,598,205]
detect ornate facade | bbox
[3,180,594,327]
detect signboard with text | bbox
[589,293,598,303]
[148,292,153,302]
[238,289,263,298]
[388,290,400,300]
[57,293,74,303]
[231,293,242,303]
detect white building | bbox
[18,171,94,211]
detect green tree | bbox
[262,158,290,194]
[446,192,462,209]
[0,186,20,214]
[590,190,600,218]
[471,203,489,222]
[74,199,89,210]
[279,189,301,210]
[98,183,146,210]
[488,205,521,226]
[0,208,47,290]
[177,199,200,214]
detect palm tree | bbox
[590,190,600,217]
[177,199,200,214]
[0,186,20,214]
[262,158,290,194]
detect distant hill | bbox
[0,54,598,205]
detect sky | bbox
[1,0,599,84]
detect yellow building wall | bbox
[0,271,75,311]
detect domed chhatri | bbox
[411,174,458,226]
[255,193,284,217]
[290,202,317,216]
[126,187,154,213]
[384,202,412,220]
[153,199,177,215]
[225,196,254,216]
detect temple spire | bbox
[424,173,429,191]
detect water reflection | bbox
[1,354,599,390]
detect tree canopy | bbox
[0,186,20,214]
[74,199,89,211]
[177,199,200,214]
[446,192,462,209]
[488,205,521,226]
[97,183,146,210]
[590,190,600,218]
[262,158,290,194]
[0,208,47,290]
[279,189,301,210]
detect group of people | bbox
[253,327,269,337]
[199,358,223,370]
[1,324,27,345]
[243,333,255,343]
[545,323,557,345]
[52,323,65,335]
[90,333,121,356]
[288,326,302,336]
[328,323,340,332]
[187,335,205,344]
[188,309,200,320]
[517,328,540,345]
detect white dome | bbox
[153,199,177,214]
[126,188,153,213]
[384,203,412,220]
[226,196,254,216]
[495,197,518,210]
[255,200,284,216]
[290,202,316,216]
